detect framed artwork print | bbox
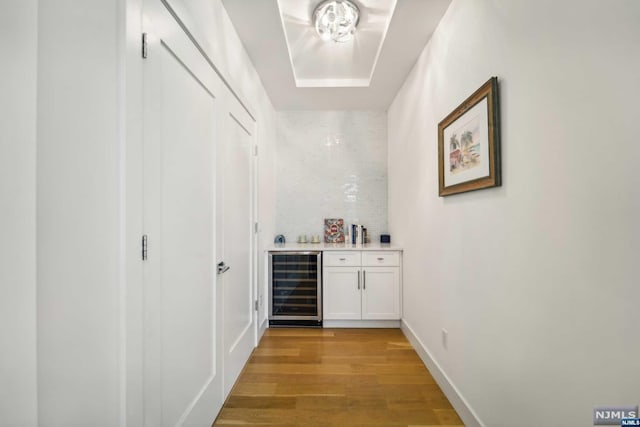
[438,77,501,196]
[324,218,345,243]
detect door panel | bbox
[219,112,255,397]
[361,268,400,320]
[143,26,222,426]
[323,267,361,320]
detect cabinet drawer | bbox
[323,251,361,266]
[362,251,400,267]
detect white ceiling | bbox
[222,0,452,110]
[278,0,397,88]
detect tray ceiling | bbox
[222,0,452,110]
[277,0,397,88]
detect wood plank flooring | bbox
[213,328,464,427]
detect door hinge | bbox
[141,33,148,59]
[142,234,148,260]
[254,300,259,311]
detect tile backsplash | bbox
[276,111,388,243]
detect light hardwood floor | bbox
[213,328,464,426]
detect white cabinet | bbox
[361,267,400,319]
[323,266,361,319]
[323,251,401,322]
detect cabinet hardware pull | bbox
[357,271,360,289]
[363,270,366,290]
[339,258,346,261]
[377,257,384,261]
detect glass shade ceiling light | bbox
[313,0,360,43]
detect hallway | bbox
[4,1,640,425]
[214,329,464,426]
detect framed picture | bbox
[438,77,501,196]
[324,218,345,243]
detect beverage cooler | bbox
[268,251,322,327]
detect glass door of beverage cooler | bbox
[269,252,322,325]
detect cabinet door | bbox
[361,267,400,320]
[323,267,362,320]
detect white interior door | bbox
[218,112,255,397]
[142,20,223,426]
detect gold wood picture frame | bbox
[438,77,501,196]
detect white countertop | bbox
[267,243,402,252]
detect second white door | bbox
[218,111,256,397]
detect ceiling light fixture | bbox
[313,0,360,43]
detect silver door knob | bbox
[217,262,230,274]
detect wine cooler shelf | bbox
[269,252,322,327]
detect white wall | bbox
[0,1,38,426]
[36,1,123,426]
[388,1,640,426]
[257,111,277,324]
[276,111,388,243]
[0,0,275,425]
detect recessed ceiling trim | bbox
[296,78,370,88]
[275,0,301,88]
[276,0,398,89]
[221,0,453,109]
[365,0,397,85]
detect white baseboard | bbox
[258,317,268,341]
[323,319,401,328]
[401,320,484,427]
